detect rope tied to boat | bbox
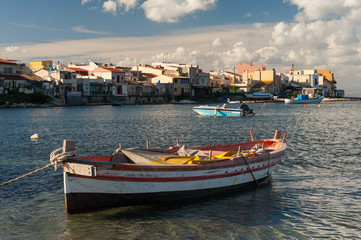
[50,147,78,171]
[0,147,78,188]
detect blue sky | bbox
[0,0,297,42]
[1,0,361,96]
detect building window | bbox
[4,67,14,74]
[174,88,177,92]
[117,75,120,83]
[174,79,177,84]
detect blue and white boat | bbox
[245,93,273,100]
[285,95,324,104]
[193,102,254,116]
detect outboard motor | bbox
[240,103,255,116]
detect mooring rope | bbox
[0,147,78,188]
[238,154,259,186]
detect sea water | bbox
[0,102,360,239]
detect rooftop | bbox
[0,58,15,65]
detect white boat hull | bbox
[63,145,285,213]
[245,93,273,100]
[193,106,244,116]
[61,133,287,214]
[284,97,323,104]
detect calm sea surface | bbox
[0,102,360,239]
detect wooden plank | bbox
[63,140,76,153]
[64,162,96,176]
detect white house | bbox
[90,67,127,96]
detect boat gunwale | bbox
[66,158,281,182]
[62,140,286,172]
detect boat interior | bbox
[75,139,283,166]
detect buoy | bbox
[30,134,38,140]
[304,105,307,108]
[55,107,58,110]
[300,116,303,118]
[132,118,134,120]
[318,105,322,107]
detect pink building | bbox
[90,67,127,96]
[238,63,265,75]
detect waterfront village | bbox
[0,57,345,106]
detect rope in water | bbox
[0,147,78,188]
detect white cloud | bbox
[268,1,361,96]
[211,38,224,48]
[288,0,361,21]
[141,0,217,23]
[102,0,139,14]
[103,0,118,15]
[72,26,110,35]
[244,13,251,18]
[5,46,20,52]
[81,0,93,4]
[85,0,216,22]
[116,0,138,11]
[11,22,63,31]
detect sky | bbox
[1,0,361,97]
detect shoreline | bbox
[0,97,360,108]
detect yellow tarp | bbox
[241,152,256,157]
[152,156,196,165]
[214,151,238,159]
[152,150,256,165]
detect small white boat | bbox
[171,100,196,104]
[245,93,273,100]
[285,95,324,104]
[58,130,287,213]
[193,102,254,116]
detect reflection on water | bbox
[1,102,361,239]
[62,183,284,240]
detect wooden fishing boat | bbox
[59,131,287,214]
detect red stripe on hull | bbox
[68,159,280,182]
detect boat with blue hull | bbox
[285,95,324,104]
[245,93,273,100]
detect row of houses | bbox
[0,58,344,105]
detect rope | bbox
[238,153,259,186]
[0,163,54,187]
[0,147,78,188]
[49,147,78,171]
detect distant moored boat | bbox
[285,95,324,104]
[245,93,273,100]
